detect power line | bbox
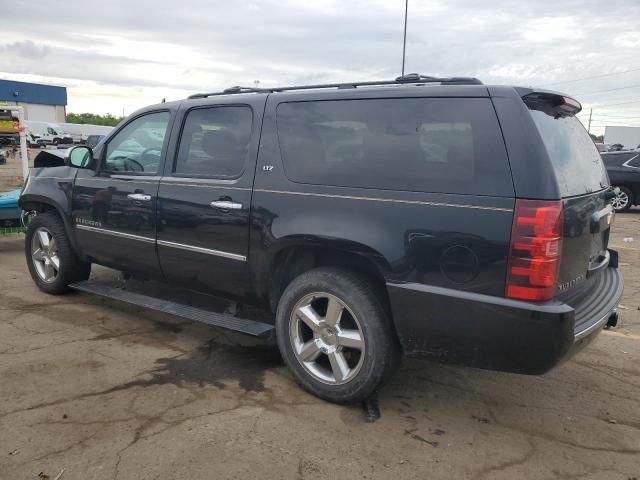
[574,83,640,96]
[586,99,640,108]
[581,113,640,119]
[539,66,640,87]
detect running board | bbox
[69,280,274,339]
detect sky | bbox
[1,0,639,135]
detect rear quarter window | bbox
[276,98,514,196]
[626,153,640,168]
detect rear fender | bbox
[254,235,392,301]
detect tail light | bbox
[506,199,563,301]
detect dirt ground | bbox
[1,162,639,479]
[0,147,40,192]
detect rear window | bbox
[276,98,513,196]
[529,111,608,196]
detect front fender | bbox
[19,166,80,253]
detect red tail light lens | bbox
[506,199,563,301]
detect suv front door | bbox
[157,98,264,297]
[72,110,173,276]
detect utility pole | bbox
[401,0,408,76]
[588,108,593,133]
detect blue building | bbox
[0,79,67,122]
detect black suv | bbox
[601,150,640,212]
[19,76,623,404]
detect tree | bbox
[589,133,604,143]
[65,113,124,127]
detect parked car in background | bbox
[20,76,622,403]
[63,123,114,144]
[24,121,74,147]
[602,150,640,212]
[86,134,106,149]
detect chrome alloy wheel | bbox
[31,227,60,283]
[612,190,629,211]
[289,292,365,385]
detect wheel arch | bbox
[256,237,393,313]
[19,195,80,253]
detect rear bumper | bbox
[387,265,623,374]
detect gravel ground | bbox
[0,205,639,479]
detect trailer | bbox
[0,106,29,233]
[0,108,19,146]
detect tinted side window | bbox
[174,106,253,178]
[276,98,513,196]
[602,153,627,167]
[105,111,170,174]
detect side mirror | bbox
[67,146,94,169]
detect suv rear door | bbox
[526,98,612,295]
[494,88,613,298]
[156,96,265,297]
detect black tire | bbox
[613,186,633,212]
[25,211,91,294]
[275,267,400,404]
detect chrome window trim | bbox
[158,182,251,191]
[75,225,155,243]
[622,154,640,169]
[253,189,512,212]
[157,239,246,261]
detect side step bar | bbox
[69,280,275,339]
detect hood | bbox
[33,149,69,168]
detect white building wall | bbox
[18,102,59,122]
[604,126,640,150]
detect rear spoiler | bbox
[521,90,582,118]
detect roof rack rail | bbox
[187,73,483,99]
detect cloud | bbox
[613,31,640,48]
[0,0,638,133]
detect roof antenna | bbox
[401,0,409,76]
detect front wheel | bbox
[25,211,91,294]
[612,186,633,212]
[276,267,400,404]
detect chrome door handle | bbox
[127,193,152,202]
[210,201,243,210]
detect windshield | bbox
[529,110,608,197]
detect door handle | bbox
[127,193,152,202]
[210,200,243,210]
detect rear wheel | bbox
[25,212,91,294]
[612,186,633,212]
[276,267,400,404]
